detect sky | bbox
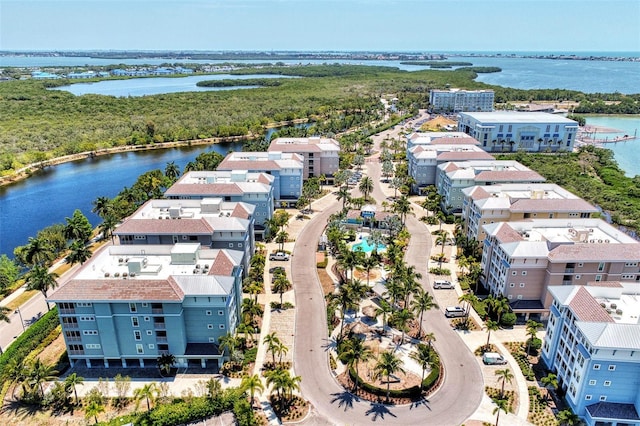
[0,0,639,53]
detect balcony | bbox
[156,336,168,343]
[565,268,575,273]
[154,322,166,330]
[64,323,80,330]
[68,350,85,356]
[59,308,76,315]
[66,336,82,342]
[562,280,573,286]
[152,308,164,314]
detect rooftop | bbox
[218,151,304,171]
[126,198,254,221]
[458,111,579,125]
[165,171,273,197]
[440,160,545,183]
[409,144,494,161]
[268,137,340,153]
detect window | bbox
[144,316,150,322]
[218,310,224,316]
[578,263,583,267]
[129,303,137,313]
[148,344,155,349]
[136,344,144,354]
[206,310,212,316]
[593,364,601,370]
[82,330,98,335]
[146,330,153,336]
[585,395,592,401]
[142,303,148,307]
[608,365,616,371]
[598,262,605,272]
[511,271,517,276]
[522,271,527,276]
[575,275,581,280]
[510,283,515,287]
[79,316,95,321]
[228,243,233,248]
[76,302,93,307]
[589,380,596,385]
[604,381,611,386]
[219,324,225,329]
[86,344,101,349]
[209,337,216,343]
[134,330,142,341]
[599,396,607,402]
[207,324,214,329]
[132,317,139,327]
[520,283,525,287]
[595,274,602,282]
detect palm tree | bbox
[65,240,93,266]
[337,249,361,284]
[399,264,422,307]
[485,319,500,348]
[359,254,380,287]
[393,195,412,225]
[492,397,509,426]
[541,373,558,403]
[84,400,105,424]
[157,353,176,376]
[164,161,181,181]
[275,230,288,252]
[495,368,514,398]
[458,293,478,320]
[218,332,239,361]
[92,196,113,219]
[374,299,393,331]
[240,374,264,408]
[410,343,437,393]
[272,275,292,307]
[263,332,282,365]
[557,409,581,426]
[392,308,413,345]
[0,305,10,324]
[373,350,405,403]
[3,358,25,398]
[423,332,436,348]
[26,264,59,310]
[242,297,263,326]
[26,358,58,399]
[22,236,55,267]
[411,289,438,338]
[62,372,84,405]
[134,383,157,412]
[98,214,118,242]
[358,176,374,201]
[526,319,543,355]
[275,341,289,364]
[339,336,373,393]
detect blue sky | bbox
[1,0,639,52]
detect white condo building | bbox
[429,88,495,113]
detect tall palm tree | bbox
[411,289,438,338]
[275,230,288,252]
[541,373,558,402]
[3,358,25,398]
[218,332,239,361]
[133,383,157,412]
[526,319,543,355]
[492,397,509,426]
[98,214,118,242]
[157,353,176,376]
[557,409,581,426]
[272,275,292,307]
[84,400,105,424]
[336,186,351,210]
[423,332,436,348]
[495,368,514,398]
[339,336,373,393]
[263,332,282,365]
[65,240,93,266]
[399,264,422,307]
[485,319,500,347]
[374,299,393,331]
[240,373,264,408]
[392,308,413,344]
[164,161,181,181]
[22,236,55,267]
[64,372,84,404]
[91,196,112,219]
[242,297,263,326]
[458,293,478,320]
[337,249,361,284]
[358,176,374,201]
[275,341,289,364]
[410,343,436,393]
[373,350,405,403]
[359,254,380,287]
[26,358,58,399]
[393,195,412,225]
[25,265,59,310]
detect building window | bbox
[511,271,517,276]
[207,324,213,329]
[604,381,611,386]
[578,263,583,267]
[142,302,148,307]
[206,310,212,316]
[599,396,607,402]
[209,337,216,343]
[86,344,101,349]
[134,330,142,341]
[129,303,137,313]
[136,344,144,354]
[82,330,98,335]
[219,324,225,329]
[589,380,596,385]
[593,364,601,370]
[522,271,527,276]
[228,243,233,248]
[585,395,592,401]
[76,302,93,307]
[132,317,139,327]
[608,365,616,371]
[509,283,515,287]
[146,330,153,336]
[79,316,95,321]
[519,283,525,287]
[148,344,155,349]
[144,316,150,322]
[598,262,605,272]
[575,275,581,280]
[595,275,602,282]
[218,310,224,316]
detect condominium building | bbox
[217,151,304,207]
[407,132,480,151]
[542,283,640,426]
[164,170,275,238]
[268,137,340,179]
[48,243,244,370]
[457,111,579,152]
[113,198,255,273]
[462,183,598,242]
[407,144,494,192]
[436,160,545,214]
[429,88,495,113]
[480,218,640,320]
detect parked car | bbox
[444,306,466,318]
[269,252,290,261]
[433,280,454,289]
[482,352,507,365]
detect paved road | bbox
[0,290,49,353]
[291,121,483,425]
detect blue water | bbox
[51,74,292,97]
[581,115,640,177]
[352,238,386,253]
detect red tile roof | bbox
[569,287,615,323]
[587,281,624,288]
[231,204,251,219]
[115,219,214,235]
[48,278,185,302]
[209,251,235,276]
[495,223,524,243]
[437,152,495,161]
[548,243,640,262]
[474,171,545,183]
[165,183,244,196]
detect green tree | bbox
[91,196,113,219]
[240,373,264,408]
[374,299,393,331]
[373,350,405,403]
[339,336,373,393]
[410,343,437,393]
[65,240,93,266]
[218,332,239,361]
[26,359,58,399]
[485,319,500,347]
[0,255,20,292]
[275,230,289,252]
[272,274,292,307]
[25,264,59,310]
[557,409,582,426]
[164,161,181,181]
[494,368,513,398]
[84,400,105,424]
[157,353,176,376]
[263,332,282,365]
[336,185,351,210]
[98,213,118,242]
[411,288,438,338]
[64,372,84,405]
[492,397,509,426]
[358,176,374,201]
[16,237,55,267]
[64,209,93,243]
[392,195,412,225]
[541,373,558,402]
[526,319,544,355]
[133,382,157,412]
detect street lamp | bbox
[15,308,25,332]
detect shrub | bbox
[500,312,517,327]
[526,337,542,353]
[243,347,258,365]
[429,267,451,275]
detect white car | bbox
[269,252,290,261]
[433,280,454,289]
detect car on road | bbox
[482,352,508,365]
[444,306,466,318]
[433,280,454,289]
[269,252,290,261]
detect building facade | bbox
[48,244,244,370]
[480,218,640,320]
[435,160,546,214]
[217,151,304,206]
[457,111,579,153]
[462,183,598,242]
[543,283,640,426]
[429,88,495,113]
[268,137,340,179]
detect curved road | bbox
[291,125,483,425]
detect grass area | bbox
[527,386,559,426]
[317,267,336,296]
[4,289,39,311]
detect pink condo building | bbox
[268,137,340,180]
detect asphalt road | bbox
[0,290,49,353]
[291,121,483,425]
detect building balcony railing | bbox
[66,337,82,342]
[68,350,85,356]
[562,280,572,286]
[154,322,166,330]
[152,308,164,314]
[59,308,76,315]
[156,337,168,343]
[64,323,80,329]
[565,268,575,273]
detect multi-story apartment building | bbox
[481,218,640,320]
[462,183,598,242]
[217,151,304,207]
[113,198,255,273]
[48,243,244,370]
[164,170,275,238]
[407,132,480,151]
[457,111,579,152]
[407,144,495,192]
[429,88,495,113]
[436,160,545,214]
[542,283,640,426]
[268,137,340,179]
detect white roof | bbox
[458,111,578,124]
[577,322,640,350]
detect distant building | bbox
[268,137,340,180]
[480,218,640,320]
[543,283,640,426]
[462,183,598,242]
[406,132,480,151]
[457,111,579,153]
[48,243,244,370]
[436,160,545,214]
[429,89,495,113]
[217,151,304,207]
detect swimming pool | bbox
[351,238,386,253]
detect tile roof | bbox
[495,223,524,243]
[569,287,615,323]
[115,218,214,235]
[437,151,495,161]
[48,278,185,302]
[209,250,235,276]
[474,170,545,183]
[232,204,251,219]
[548,243,640,262]
[586,281,624,288]
[165,183,244,196]
[509,199,597,212]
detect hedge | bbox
[348,360,441,400]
